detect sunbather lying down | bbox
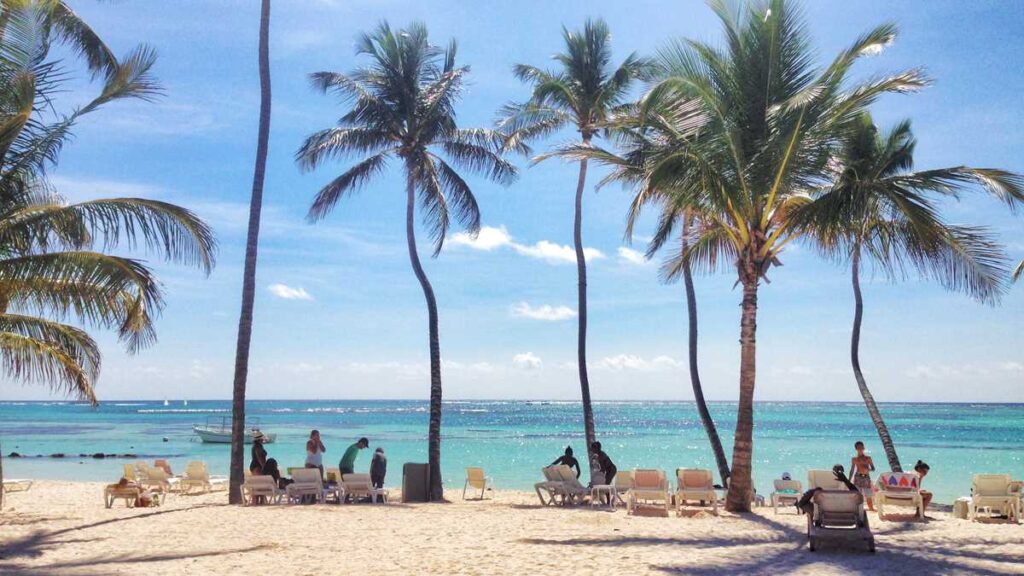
[797,465,858,515]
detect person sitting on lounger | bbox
[370,447,387,489]
[339,437,369,475]
[550,446,581,478]
[915,460,932,511]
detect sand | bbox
[1,481,1023,575]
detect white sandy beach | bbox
[1,481,1023,575]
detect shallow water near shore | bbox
[2,400,1021,504]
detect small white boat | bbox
[192,416,275,444]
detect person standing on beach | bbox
[550,446,581,478]
[250,432,268,474]
[339,437,369,475]
[305,430,326,479]
[370,447,387,489]
[851,441,876,511]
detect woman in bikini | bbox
[851,441,876,511]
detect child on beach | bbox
[915,460,932,511]
[851,441,875,510]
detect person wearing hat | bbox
[250,432,268,474]
[370,447,387,489]
[339,437,369,475]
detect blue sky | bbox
[10,0,1023,402]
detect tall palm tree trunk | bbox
[851,250,902,472]
[726,274,758,513]
[229,0,271,505]
[681,224,730,486]
[406,173,445,501]
[573,154,596,472]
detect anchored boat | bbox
[192,416,275,444]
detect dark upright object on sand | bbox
[403,463,429,503]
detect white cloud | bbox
[999,361,1024,373]
[512,352,543,370]
[618,247,650,266]
[511,302,577,322]
[449,225,604,264]
[594,354,683,371]
[268,283,313,301]
[789,366,814,376]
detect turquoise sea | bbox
[1,400,1021,504]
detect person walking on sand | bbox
[305,429,327,479]
[851,441,876,511]
[550,446,581,478]
[339,437,369,475]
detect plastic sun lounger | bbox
[463,467,494,500]
[556,465,589,505]
[341,473,375,503]
[286,468,329,504]
[534,466,565,506]
[2,479,33,493]
[242,474,285,505]
[807,490,875,553]
[808,469,847,491]
[180,461,227,494]
[628,469,670,515]
[142,467,180,497]
[613,470,635,507]
[970,474,1022,523]
[874,472,924,520]
[104,482,143,508]
[676,468,718,516]
[771,479,803,514]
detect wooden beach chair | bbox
[807,490,875,553]
[874,472,924,520]
[675,468,718,516]
[180,461,227,494]
[808,469,846,491]
[463,467,494,500]
[970,474,1022,523]
[242,474,285,505]
[771,479,803,514]
[627,469,670,515]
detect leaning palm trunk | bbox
[726,272,759,513]
[229,0,272,505]
[681,228,730,486]
[573,155,597,471]
[851,250,902,472]
[406,174,445,501]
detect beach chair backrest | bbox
[813,491,863,526]
[466,467,486,488]
[876,472,919,493]
[614,470,634,491]
[555,465,583,487]
[186,461,209,481]
[973,474,1011,497]
[325,468,341,483]
[246,475,276,490]
[808,469,845,490]
[773,479,802,493]
[154,459,172,475]
[292,468,322,486]
[542,466,561,483]
[147,468,169,482]
[677,468,712,490]
[634,469,665,490]
[122,464,136,482]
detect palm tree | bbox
[796,113,1023,472]
[620,0,929,512]
[0,0,117,77]
[296,22,516,501]
[556,98,733,485]
[229,0,272,506]
[499,19,651,469]
[0,2,216,504]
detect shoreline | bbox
[1,481,1022,575]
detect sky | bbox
[6,0,1023,403]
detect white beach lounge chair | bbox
[627,469,670,515]
[286,468,328,504]
[534,466,564,506]
[143,467,179,497]
[808,469,847,491]
[243,474,285,505]
[675,468,718,516]
[970,474,1022,523]
[2,478,33,493]
[180,461,228,494]
[341,473,375,503]
[556,465,589,505]
[874,472,924,520]
[807,490,875,553]
[463,467,494,500]
[613,470,635,507]
[771,479,803,514]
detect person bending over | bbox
[550,446,581,478]
[915,460,932,511]
[339,437,369,475]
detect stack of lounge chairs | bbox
[969,474,1022,523]
[534,465,587,506]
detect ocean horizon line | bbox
[3,398,1023,406]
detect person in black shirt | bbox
[370,447,388,489]
[550,446,581,478]
[590,441,617,505]
[249,432,268,474]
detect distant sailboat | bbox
[183,400,189,406]
[163,399,169,407]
